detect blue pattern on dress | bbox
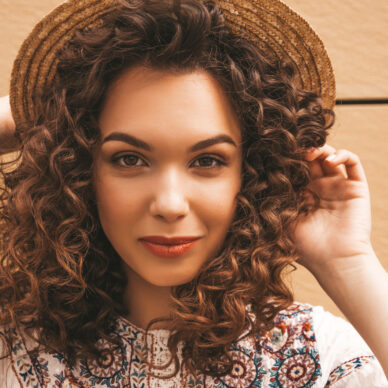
[0,302,377,387]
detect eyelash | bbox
[111,153,227,169]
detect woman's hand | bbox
[290,145,388,379]
[289,143,374,275]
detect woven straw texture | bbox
[10,0,336,135]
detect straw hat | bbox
[9,0,336,137]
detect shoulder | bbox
[0,324,68,388]
[203,302,321,387]
[214,301,387,388]
[0,319,136,388]
[253,301,387,387]
[309,303,387,387]
[0,324,28,387]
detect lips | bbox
[139,236,201,245]
[139,236,201,258]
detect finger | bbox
[323,157,347,178]
[304,144,347,178]
[322,155,348,178]
[324,149,367,182]
[304,145,333,179]
[304,144,336,161]
[308,159,324,180]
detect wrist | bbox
[308,246,382,282]
[312,251,388,380]
[311,256,387,304]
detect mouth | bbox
[139,236,202,245]
[139,238,201,258]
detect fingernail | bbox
[326,154,336,161]
[304,147,316,155]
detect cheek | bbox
[94,176,142,228]
[195,178,240,227]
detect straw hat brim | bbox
[10,0,336,136]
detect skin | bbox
[291,144,388,378]
[0,95,20,154]
[92,66,243,329]
[2,72,387,375]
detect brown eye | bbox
[111,153,227,169]
[112,153,146,167]
[191,156,226,168]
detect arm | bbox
[0,95,20,155]
[289,143,388,380]
[310,248,388,379]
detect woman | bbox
[0,0,387,386]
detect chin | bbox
[146,273,196,287]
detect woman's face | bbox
[93,66,242,287]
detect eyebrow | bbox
[101,132,237,152]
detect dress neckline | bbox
[116,315,172,335]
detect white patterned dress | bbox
[1,302,387,387]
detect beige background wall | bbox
[0,1,387,320]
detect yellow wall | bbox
[1,1,387,320]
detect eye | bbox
[111,153,227,169]
[112,153,146,168]
[191,155,226,169]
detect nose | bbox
[149,168,190,222]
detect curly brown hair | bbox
[0,0,334,379]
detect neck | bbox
[122,265,173,330]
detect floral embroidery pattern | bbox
[77,341,130,386]
[324,355,376,387]
[212,345,266,387]
[53,373,80,388]
[0,302,374,387]
[268,347,321,387]
[129,333,148,386]
[257,306,322,387]
[16,353,40,388]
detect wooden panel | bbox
[289,105,388,320]
[0,0,63,95]
[283,0,388,99]
[1,0,388,99]
[329,105,388,262]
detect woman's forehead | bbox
[98,66,242,144]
